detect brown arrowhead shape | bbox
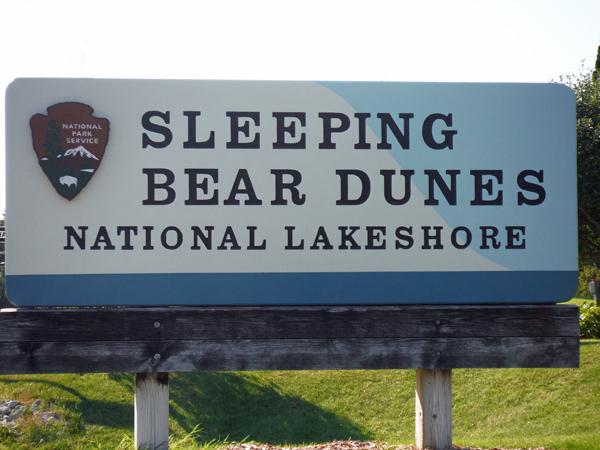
[30,102,110,200]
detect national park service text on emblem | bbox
[30,102,109,200]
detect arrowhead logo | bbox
[30,102,109,200]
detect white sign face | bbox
[5,79,577,306]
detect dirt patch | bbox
[225,441,554,450]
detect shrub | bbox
[580,302,600,338]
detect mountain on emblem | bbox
[64,145,100,160]
[30,102,109,200]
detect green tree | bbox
[594,45,600,82]
[43,119,64,164]
[558,46,600,265]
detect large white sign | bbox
[5,79,577,306]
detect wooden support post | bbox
[415,369,452,450]
[135,373,170,450]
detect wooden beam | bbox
[135,372,169,450]
[0,305,580,341]
[0,305,580,374]
[0,336,579,374]
[415,369,452,450]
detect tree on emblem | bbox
[43,119,64,165]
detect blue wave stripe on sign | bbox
[317,81,578,272]
[6,271,577,307]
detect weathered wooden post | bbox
[135,372,170,450]
[416,369,452,450]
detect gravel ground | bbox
[225,440,554,450]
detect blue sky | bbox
[1,0,599,215]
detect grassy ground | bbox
[0,341,598,450]
[566,297,596,307]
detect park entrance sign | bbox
[5,79,577,307]
[1,78,582,450]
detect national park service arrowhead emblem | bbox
[30,102,109,200]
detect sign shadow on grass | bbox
[167,372,373,446]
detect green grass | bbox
[565,297,597,307]
[1,344,598,450]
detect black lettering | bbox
[90,226,116,250]
[142,111,172,149]
[191,226,214,250]
[338,226,361,250]
[117,226,138,250]
[422,113,457,150]
[380,169,414,205]
[506,226,526,249]
[143,169,176,205]
[451,226,472,249]
[185,169,219,205]
[271,169,306,205]
[377,113,413,149]
[480,226,501,249]
[224,169,263,205]
[143,226,154,250]
[217,226,242,250]
[422,226,443,250]
[310,226,334,249]
[285,226,304,249]
[517,170,546,205]
[183,111,215,149]
[424,170,460,206]
[336,170,371,205]
[395,226,414,249]
[366,226,386,249]
[247,226,266,250]
[64,226,88,250]
[161,226,183,250]
[470,170,503,205]
[319,113,350,149]
[226,112,260,149]
[354,113,371,149]
[273,113,306,149]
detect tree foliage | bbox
[580,302,600,338]
[558,46,600,265]
[43,119,64,164]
